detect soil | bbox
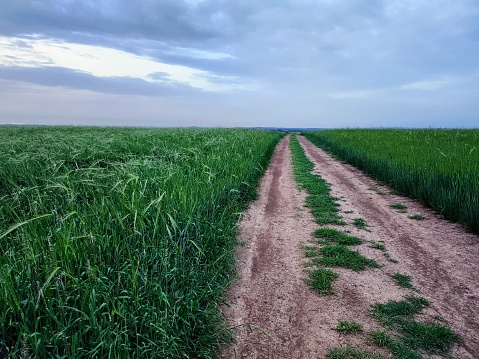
[221,135,479,359]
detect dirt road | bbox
[222,135,479,358]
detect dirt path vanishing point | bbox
[222,135,479,359]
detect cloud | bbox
[1,1,479,127]
[0,36,256,91]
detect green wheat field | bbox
[0,126,282,358]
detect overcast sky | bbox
[1,1,478,128]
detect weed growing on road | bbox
[304,268,339,295]
[314,245,380,271]
[289,136,345,226]
[369,295,460,358]
[389,203,407,211]
[353,217,369,230]
[326,346,384,359]
[333,321,363,334]
[370,331,421,359]
[369,241,386,251]
[401,321,461,352]
[390,273,413,289]
[314,228,362,245]
[408,214,425,220]
[371,296,429,326]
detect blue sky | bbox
[1,0,478,127]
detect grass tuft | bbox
[353,218,369,230]
[401,322,461,353]
[390,273,413,289]
[304,268,339,295]
[314,228,362,246]
[369,241,386,251]
[389,203,407,210]
[326,346,384,359]
[371,296,429,325]
[315,245,380,271]
[408,214,425,220]
[333,321,363,334]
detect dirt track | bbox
[222,135,479,358]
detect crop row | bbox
[0,126,283,358]
[304,129,479,234]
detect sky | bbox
[0,1,478,128]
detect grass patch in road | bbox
[371,296,429,326]
[304,268,339,295]
[389,203,407,211]
[370,295,461,358]
[326,346,384,359]
[408,214,425,220]
[289,136,345,226]
[314,228,362,245]
[353,217,369,230]
[314,245,380,271]
[370,331,422,359]
[369,241,386,251]
[383,252,399,263]
[401,321,461,353]
[333,321,363,334]
[390,273,413,289]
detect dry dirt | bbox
[221,135,479,359]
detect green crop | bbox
[0,126,283,358]
[304,129,479,234]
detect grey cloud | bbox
[0,65,200,97]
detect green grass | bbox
[304,129,479,234]
[408,214,425,220]
[314,228,362,245]
[389,203,407,211]
[369,296,460,358]
[353,218,369,230]
[289,136,345,226]
[390,273,413,289]
[315,245,380,271]
[369,241,386,251]
[0,126,283,358]
[371,296,429,325]
[333,321,363,334]
[326,346,384,359]
[304,268,339,295]
[370,331,422,359]
[401,322,461,352]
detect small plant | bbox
[314,228,362,246]
[326,346,384,359]
[304,245,320,257]
[371,296,429,326]
[391,272,413,289]
[389,203,407,210]
[315,245,380,271]
[370,331,393,347]
[304,268,339,295]
[384,252,398,263]
[369,241,386,251]
[370,331,423,359]
[408,214,425,220]
[344,210,354,214]
[401,321,461,353]
[353,218,368,230]
[333,321,363,334]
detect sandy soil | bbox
[221,135,479,359]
